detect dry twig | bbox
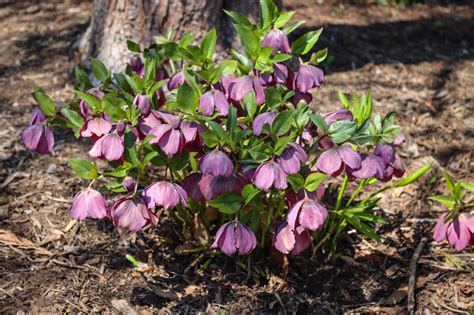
[407,237,427,314]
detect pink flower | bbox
[287,197,328,231]
[22,124,54,154]
[198,89,230,116]
[211,222,257,256]
[88,131,124,161]
[252,112,277,136]
[69,188,107,220]
[261,29,291,54]
[433,213,474,251]
[289,64,324,93]
[276,142,307,174]
[134,94,151,116]
[110,195,158,232]
[143,181,188,210]
[252,161,288,191]
[167,71,185,91]
[199,150,234,177]
[198,173,248,201]
[316,146,361,177]
[80,116,112,138]
[271,221,311,255]
[229,75,265,105]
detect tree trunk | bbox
[81,0,281,73]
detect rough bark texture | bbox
[82,0,282,73]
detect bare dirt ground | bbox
[0,0,473,313]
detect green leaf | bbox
[242,184,260,206]
[74,67,92,90]
[200,130,220,148]
[103,181,126,193]
[287,173,305,192]
[208,192,242,214]
[338,91,350,109]
[243,91,257,117]
[305,172,326,192]
[392,162,432,188]
[176,83,198,114]
[283,20,305,35]
[274,11,295,28]
[104,163,132,178]
[310,114,329,134]
[274,136,291,156]
[255,47,273,71]
[329,120,357,144]
[264,87,283,109]
[32,89,56,116]
[207,121,227,141]
[200,28,217,60]
[60,108,84,136]
[249,143,272,163]
[234,24,260,60]
[127,40,141,52]
[75,90,101,110]
[345,216,380,242]
[291,28,323,55]
[224,9,252,27]
[91,58,110,83]
[429,195,456,208]
[272,110,294,136]
[259,0,278,29]
[460,180,474,193]
[444,170,455,197]
[124,130,140,167]
[68,158,98,180]
[102,94,127,121]
[227,106,237,139]
[310,48,328,64]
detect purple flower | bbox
[290,91,313,106]
[230,75,265,105]
[80,117,112,138]
[252,112,277,135]
[252,161,287,191]
[287,197,328,231]
[316,146,361,176]
[199,150,234,177]
[88,132,124,161]
[374,143,406,181]
[198,89,230,116]
[261,29,291,54]
[110,195,158,232]
[22,124,54,154]
[167,71,185,91]
[29,107,46,125]
[215,74,236,99]
[394,132,406,146]
[211,222,257,256]
[286,184,326,209]
[276,142,307,174]
[134,94,151,116]
[265,63,290,86]
[347,153,386,180]
[69,188,107,220]
[130,56,145,77]
[318,108,354,149]
[198,173,248,200]
[143,181,188,210]
[148,112,201,156]
[433,213,474,251]
[138,110,161,137]
[271,221,311,255]
[290,64,324,93]
[181,173,205,201]
[122,176,136,193]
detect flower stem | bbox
[345,179,366,208]
[335,174,348,211]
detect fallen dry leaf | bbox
[381,276,428,305]
[0,228,52,256]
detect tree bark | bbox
[81,0,282,73]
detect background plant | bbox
[22,0,431,260]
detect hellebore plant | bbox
[23,0,432,260]
[430,172,474,251]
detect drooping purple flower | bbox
[215,74,236,99]
[130,56,145,77]
[287,197,328,231]
[110,195,158,232]
[273,63,290,85]
[22,124,54,154]
[69,188,107,221]
[229,75,265,105]
[394,132,406,146]
[252,161,287,191]
[181,173,205,201]
[80,116,112,138]
[317,109,354,149]
[252,112,277,135]
[316,146,361,176]
[148,112,202,156]
[134,94,151,116]
[199,150,234,177]
[286,184,326,209]
[122,176,136,193]
[198,89,230,116]
[167,71,185,91]
[211,222,257,256]
[261,29,291,54]
[88,132,124,161]
[198,173,248,201]
[143,181,188,210]
[347,153,386,180]
[138,110,161,137]
[29,107,46,125]
[433,213,474,251]
[290,91,313,106]
[290,64,324,93]
[374,143,406,181]
[276,142,307,174]
[271,221,311,255]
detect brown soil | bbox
[0,0,473,313]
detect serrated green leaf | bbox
[287,173,305,192]
[283,20,305,35]
[460,180,474,193]
[127,40,141,52]
[429,195,456,208]
[68,158,98,180]
[310,114,329,134]
[234,24,260,60]
[274,11,295,28]
[208,192,242,214]
[200,28,217,60]
[242,184,260,206]
[272,110,294,136]
[305,172,326,192]
[75,90,101,111]
[274,136,291,156]
[32,89,56,116]
[176,83,198,114]
[91,58,110,83]
[224,9,252,27]
[291,28,323,55]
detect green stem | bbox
[345,180,366,208]
[335,175,349,210]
